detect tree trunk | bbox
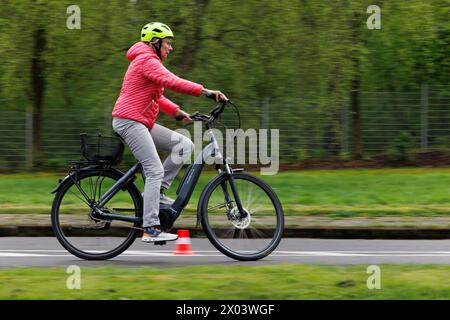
[31,28,46,168]
[350,74,363,159]
[349,11,364,159]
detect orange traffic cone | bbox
[173,229,194,255]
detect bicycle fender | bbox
[50,167,127,194]
[51,177,68,194]
[51,171,81,194]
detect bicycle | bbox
[51,100,284,261]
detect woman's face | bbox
[160,38,173,60]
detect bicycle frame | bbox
[89,126,245,226]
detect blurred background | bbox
[0,0,448,172]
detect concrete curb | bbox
[1,226,450,239]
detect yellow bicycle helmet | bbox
[141,22,174,42]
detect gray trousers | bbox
[112,117,194,227]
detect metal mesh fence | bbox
[359,88,450,154]
[0,87,449,172]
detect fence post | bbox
[342,104,349,155]
[25,108,33,171]
[421,84,429,151]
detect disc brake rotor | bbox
[229,207,251,229]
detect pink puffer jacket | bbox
[112,42,204,128]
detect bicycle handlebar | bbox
[175,112,210,122]
[176,100,229,122]
[175,99,240,129]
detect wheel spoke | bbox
[208,202,228,212]
[70,177,94,206]
[96,175,106,201]
[67,188,92,207]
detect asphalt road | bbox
[1,237,450,267]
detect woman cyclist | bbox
[112,22,228,242]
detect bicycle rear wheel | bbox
[51,169,142,260]
[199,172,284,261]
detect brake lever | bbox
[176,111,202,122]
[189,111,203,121]
[209,104,222,117]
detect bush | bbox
[432,136,450,152]
[385,131,416,161]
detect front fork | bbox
[218,162,247,219]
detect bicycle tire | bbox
[51,168,142,260]
[199,172,284,261]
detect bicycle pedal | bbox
[154,241,167,246]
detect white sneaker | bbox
[142,227,178,242]
[160,193,175,206]
[140,192,175,206]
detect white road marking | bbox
[0,250,67,252]
[2,249,450,258]
[0,253,63,257]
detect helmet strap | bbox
[150,39,162,59]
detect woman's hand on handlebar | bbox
[202,88,228,103]
[174,108,192,123]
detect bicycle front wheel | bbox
[199,172,284,261]
[51,169,142,260]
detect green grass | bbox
[0,168,449,216]
[0,264,449,299]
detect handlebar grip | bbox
[205,91,216,100]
